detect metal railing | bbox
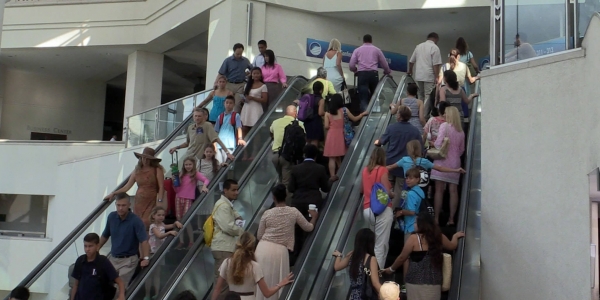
[125,89,214,148]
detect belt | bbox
[230,81,245,84]
[357,70,378,74]
[232,292,255,296]
[113,254,137,259]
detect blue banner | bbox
[306,38,407,72]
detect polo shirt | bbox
[409,40,443,82]
[379,121,422,178]
[215,111,242,150]
[270,115,305,151]
[219,55,252,83]
[71,254,118,300]
[186,122,219,159]
[101,211,147,257]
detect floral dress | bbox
[348,257,366,300]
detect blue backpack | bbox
[369,168,390,215]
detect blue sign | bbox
[306,38,407,72]
[531,37,566,56]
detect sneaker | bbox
[400,284,407,294]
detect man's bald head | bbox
[286,105,297,117]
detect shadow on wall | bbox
[36,26,92,48]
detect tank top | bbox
[209,94,227,122]
[444,88,465,118]
[405,234,443,285]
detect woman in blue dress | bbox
[333,228,381,300]
[199,75,233,124]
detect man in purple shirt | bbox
[349,34,392,112]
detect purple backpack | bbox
[297,94,316,121]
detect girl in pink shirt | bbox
[261,49,287,111]
[173,156,210,248]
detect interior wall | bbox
[480,15,600,300]
[0,68,107,140]
[263,5,419,80]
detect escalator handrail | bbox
[448,79,482,300]
[279,75,396,300]
[313,75,413,300]
[125,76,309,298]
[10,87,219,292]
[136,141,274,300]
[11,75,307,295]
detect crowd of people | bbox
[33,32,480,300]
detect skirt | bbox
[405,283,441,300]
[255,240,289,300]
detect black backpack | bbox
[279,119,306,164]
[414,189,434,217]
[73,254,117,300]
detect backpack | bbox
[369,168,390,216]
[413,188,435,217]
[360,255,380,300]
[413,159,431,188]
[342,108,355,146]
[73,254,117,300]
[297,94,316,121]
[279,119,306,164]
[203,203,226,247]
[217,112,239,141]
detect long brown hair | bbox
[202,145,219,176]
[447,48,460,71]
[228,232,256,285]
[367,147,386,172]
[415,212,443,269]
[181,156,198,182]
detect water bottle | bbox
[171,151,180,187]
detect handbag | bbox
[342,108,355,146]
[442,253,452,291]
[466,52,477,76]
[361,255,380,300]
[427,137,449,160]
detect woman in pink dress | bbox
[430,106,465,226]
[323,94,367,181]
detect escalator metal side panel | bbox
[125,76,308,298]
[449,81,482,300]
[280,76,400,300]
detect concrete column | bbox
[123,50,164,120]
[0,0,7,132]
[206,0,266,83]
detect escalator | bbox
[278,75,411,300]
[300,79,481,300]
[154,75,400,300]
[448,81,482,300]
[6,76,309,300]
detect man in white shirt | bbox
[407,32,442,117]
[253,40,267,68]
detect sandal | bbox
[175,242,185,250]
[329,175,339,182]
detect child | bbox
[71,233,125,300]
[146,206,182,300]
[387,140,464,222]
[173,156,209,249]
[214,95,246,164]
[394,167,425,292]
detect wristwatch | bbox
[143,256,149,261]
[157,199,163,202]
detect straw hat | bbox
[134,147,161,162]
